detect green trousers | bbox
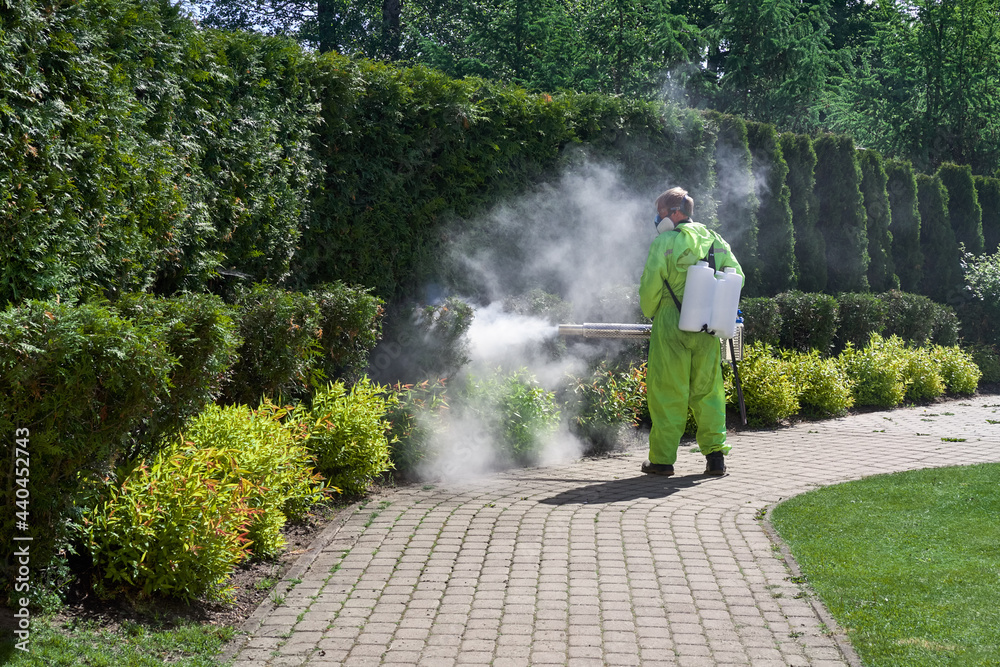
[646,304,730,465]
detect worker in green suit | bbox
[639,188,744,476]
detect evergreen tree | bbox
[747,122,795,294]
[885,160,924,293]
[830,0,1000,175]
[975,175,1000,254]
[916,174,963,304]
[703,0,841,132]
[709,113,761,296]
[780,132,826,292]
[813,134,869,293]
[858,150,898,292]
[936,163,984,255]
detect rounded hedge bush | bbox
[734,342,799,427]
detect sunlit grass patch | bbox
[772,463,1000,666]
[0,617,233,666]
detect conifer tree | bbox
[858,150,898,292]
[747,122,795,294]
[885,160,924,293]
[780,133,826,292]
[975,175,1000,254]
[709,113,761,296]
[916,174,963,304]
[812,134,869,293]
[936,163,984,256]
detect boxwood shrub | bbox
[774,291,839,353]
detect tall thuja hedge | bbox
[885,160,923,293]
[812,134,869,293]
[0,1,322,304]
[858,150,898,292]
[297,58,715,298]
[709,113,761,295]
[747,122,795,294]
[780,133,826,292]
[937,163,984,256]
[975,175,1000,253]
[916,174,963,303]
[0,0,207,303]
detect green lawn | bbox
[771,463,1000,666]
[0,617,234,666]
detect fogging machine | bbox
[558,322,747,426]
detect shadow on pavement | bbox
[535,473,726,505]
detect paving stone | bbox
[227,396,1000,665]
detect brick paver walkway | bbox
[224,396,1000,666]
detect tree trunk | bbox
[317,0,337,53]
[382,0,402,60]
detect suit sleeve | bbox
[639,238,667,319]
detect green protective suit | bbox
[639,220,744,465]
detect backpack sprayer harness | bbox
[661,238,747,426]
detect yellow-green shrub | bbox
[179,404,327,556]
[84,405,327,600]
[838,334,908,407]
[783,350,855,417]
[84,448,256,602]
[930,345,982,395]
[902,345,946,401]
[293,378,394,496]
[734,342,800,427]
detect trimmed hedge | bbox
[773,291,839,354]
[813,134,869,293]
[748,121,795,294]
[937,163,984,255]
[885,160,924,293]
[858,150,898,292]
[0,300,174,589]
[917,174,963,304]
[781,133,826,293]
[975,175,1000,254]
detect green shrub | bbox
[223,284,323,405]
[83,446,255,602]
[960,250,1000,347]
[293,378,395,496]
[386,379,450,478]
[835,292,887,352]
[309,281,385,384]
[466,368,561,464]
[83,403,327,600]
[0,300,173,591]
[740,297,782,347]
[570,362,647,451]
[877,290,959,346]
[178,404,327,557]
[734,342,799,427]
[929,345,982,395]
[112,293,242,457]
[838,334,908,407]
[901,345,946,402]
[775,291,839,353]
[783,350,854,417]
[374,297,475,384]
[966,344,1000,384]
